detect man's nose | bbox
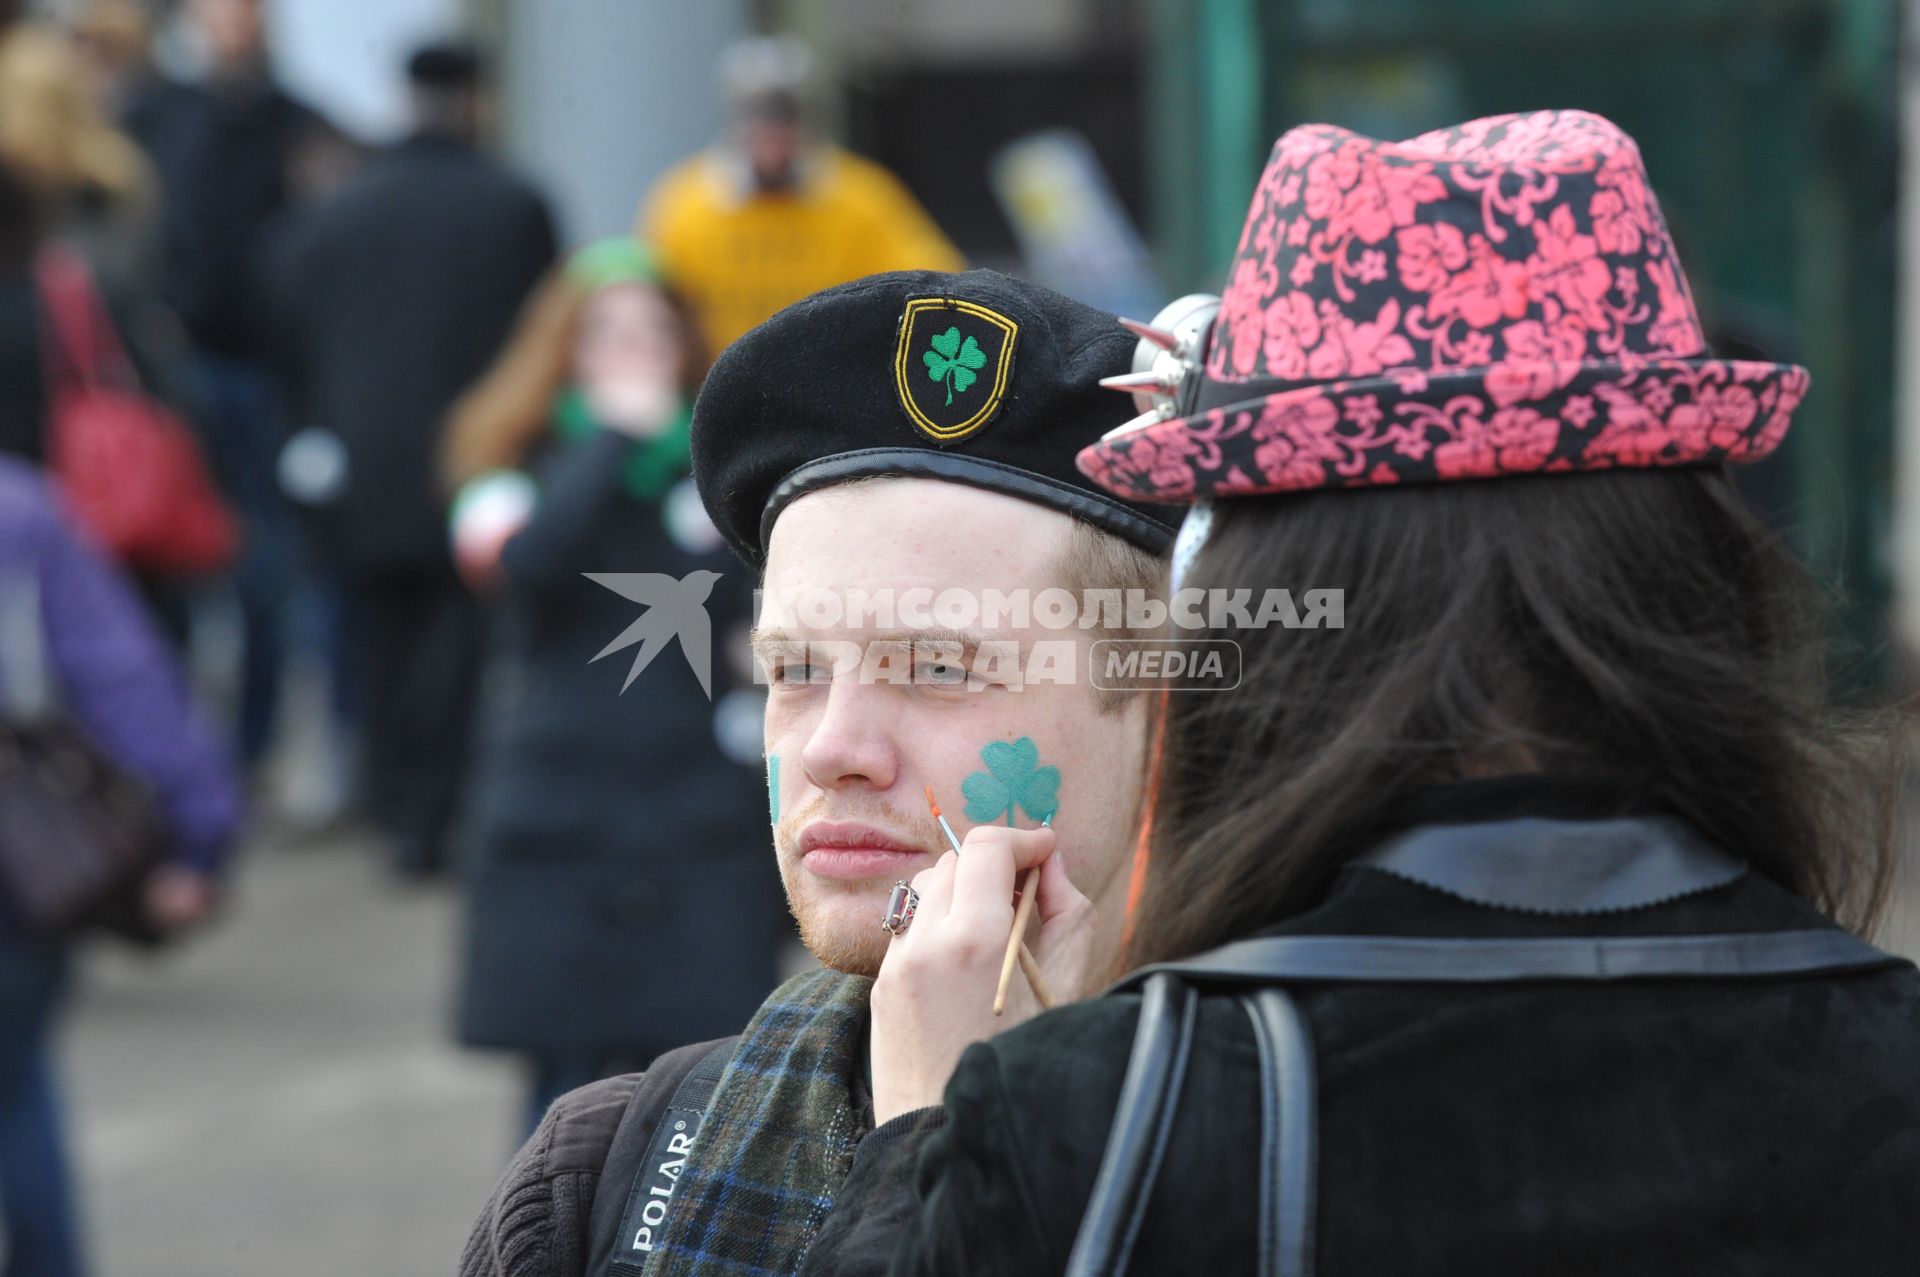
[800,679,898,793]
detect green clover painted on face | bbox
[961,737,1060,827]
[923,326,989,407]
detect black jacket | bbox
[142,75,322,358]
[0,267,43,462]
[454,431,788,1058]
[804,781,1920,1276]
[277,133,556,576]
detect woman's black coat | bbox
[804,779,1920,1276]
[455,431,789,1058]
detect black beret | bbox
[407,41,485,89]
[691,269,1180,566]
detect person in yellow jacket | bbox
[638,36,963,356]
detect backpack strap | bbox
[603,1039,735,1277]
[1243,989,1315,1277]
[1064,973,1199,1277]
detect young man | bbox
[459,270,1175,1277]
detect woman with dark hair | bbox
[799,111,1920,1274]
[444,239,785,1134]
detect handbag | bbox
[35,246,241,577]
[0,570,166,943]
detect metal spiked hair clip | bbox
[1098,292,1221,441]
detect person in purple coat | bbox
[0,456,243,1277]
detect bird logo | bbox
[585,571,722,698]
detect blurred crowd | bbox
[0,1,962,1272]
[1,1,1915,1275]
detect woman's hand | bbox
[144,865,220,933]
[869,824,1096,1125]
[450,469,537,594]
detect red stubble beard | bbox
[774,793,944,977]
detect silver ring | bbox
[880,881,919,936]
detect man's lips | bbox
[799,822,931,881]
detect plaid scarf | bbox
[640,967,873,1277]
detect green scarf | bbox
[640,967,873,1277]
[552,389,693,503]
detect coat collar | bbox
[1343,773,1747,916]
[1353,814,1747,916]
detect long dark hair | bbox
[1123,467,1901,969]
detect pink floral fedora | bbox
[1076,110,1808,504]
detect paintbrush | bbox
[993,819,1049,1017]
[927,785,966,860]
[924,787,1054,1011]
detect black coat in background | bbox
[456,431,790,1057]
[279,132,556,577]
[805,778,1920,1276]
[0,267,42,463]
[140,75,322,360]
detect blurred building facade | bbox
[464,0,743,240]
[272,0,460,138]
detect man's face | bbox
[190,0,264,68]
[756,479,1150,977]
[738,115,802,190]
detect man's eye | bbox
[914,661,968,686]
[772,661,826,685]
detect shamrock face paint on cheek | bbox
[767,755,780,824]
[961,737,1060,828]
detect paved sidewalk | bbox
[61,830,521,1277]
